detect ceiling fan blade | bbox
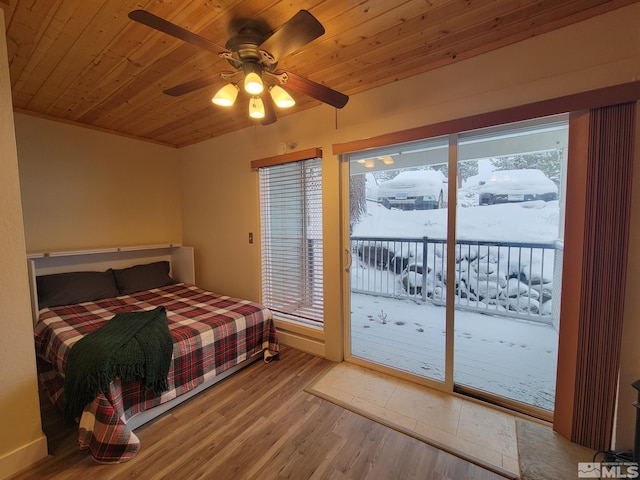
[128,10,226,54]
[163,73,222,96]
[278,71,348,109]
[260,90,277,125]
[260,10,325,60]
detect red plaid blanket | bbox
[34,283,279,463]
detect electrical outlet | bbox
[248,232,253,244]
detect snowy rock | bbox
[402,272,423,295]
[506,278,540,299]
[506,296,540,314]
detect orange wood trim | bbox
[553,110,590,440]
[332,81,640,155]
[250,147,322,169]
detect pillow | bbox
[37,270,119,309]
[113,261,176,295]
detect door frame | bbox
[335,79,640,438]
[339,120,568,421]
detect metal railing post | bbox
[422,237,428,301]
[349,235,557,325]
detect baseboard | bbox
[276,329,325,357]
[0,434,48,480]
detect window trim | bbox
[251,147,322,169]
[332,80,640,156]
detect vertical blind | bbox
[258,158,324,324]
[571,102,636,451]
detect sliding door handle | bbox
[345,248,353,272]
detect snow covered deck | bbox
[350,292,558,411]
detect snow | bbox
[350,294,558,410]
[376,170,447,209]
[378,169,446,189]
[356,198,561,243]
[365,173,378,201]
[349,192,561,411]
[479,168,558,196]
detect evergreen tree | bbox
[458,160,479,182]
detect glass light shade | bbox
[364,159,375,168]
[269,85,295,108]
[381,156,395,165]
[211,83,239,106]
[244,71,263,95]
[249,97,265,119]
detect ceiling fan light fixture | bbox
[243,63,264,95]
[269,85,295,108]
[129,9,350,128]
[249,96,265,119]
[211,83,239,106]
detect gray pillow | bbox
[113,261,176,295]
[37,270,119,309]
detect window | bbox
[258,156,324,325]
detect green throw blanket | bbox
[63,306,173,422]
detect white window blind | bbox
[258,158,324,324]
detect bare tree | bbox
[350,174,367,233]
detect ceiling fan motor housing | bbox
[225,28,277,72]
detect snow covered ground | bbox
[350,293,558,410]
[355,198,562,243]
[349,197,561,411]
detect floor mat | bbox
[516,418,595,480]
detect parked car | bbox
[478,169,558,206]
[365,173,378,202]
[377,170,446,210]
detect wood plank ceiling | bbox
[5,0,638,148]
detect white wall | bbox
[179,3,640,447]
[15,114,183,253]
[0,9,48,479]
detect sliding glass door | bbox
[345,115,568,416]
[348,137,449,383]
[453,118,567,415]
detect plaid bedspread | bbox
[34,283,279,464]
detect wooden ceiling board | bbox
[50,5,222,121]
[69,1,298,126]
[15,2,111,110]
[299,0,598,94]
[6,0,639,147]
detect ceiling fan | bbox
[128,9,349,125]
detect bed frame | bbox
[26,244,195,325]
[27,244,263,430]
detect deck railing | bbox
[350,236,561,324]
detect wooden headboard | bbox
[27,244,195,324]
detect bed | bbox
[29,245,279,464]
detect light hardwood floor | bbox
[12,347,508,480]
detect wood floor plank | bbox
[11,347,508,480]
